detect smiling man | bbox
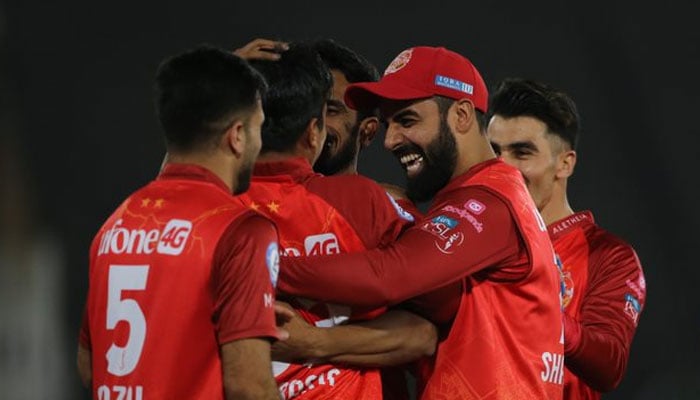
[487,78,646,400]
[278,46,565,399]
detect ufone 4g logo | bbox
[97,219,192,256]
[304,233,340,256]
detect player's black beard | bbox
[234,162,254,195]
[404,118,458,203]
[314,122,360,176]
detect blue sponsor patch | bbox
[435,74,474,94]
[432,215,458,229]
[266,242,280,288]
[625,293,641,312]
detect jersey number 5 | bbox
[106,265,149,376]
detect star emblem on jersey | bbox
[266,201,280,213]
[154,198,165,208]
[141,198,151,207]
[249,201,260,211]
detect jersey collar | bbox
[158,163,231,193]
[548,210,595,240]
[252,157,319,183]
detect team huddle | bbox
[77,38,647,400]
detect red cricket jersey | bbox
[239,157,415,400]
[279,159,564,399]
[80,164,279,400]
[549,211,646,399]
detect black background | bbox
[2,1,698,398]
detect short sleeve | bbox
[212,214,280,344]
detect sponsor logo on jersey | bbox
[624,293,641,325]
[626,278,644,299]
[432,215,458,229]
[386,194,415,222]
[434,231,464,254]
[282,247,302,257]
[550,212,590,235]
[278,368,342,400]
[555,255,574,309]
[304,233,340,255]
[465,199,485,214]
[421,216,458,239]
[266,242,280,287]
[97,218,192,256]
[384,49,412,75]
[434,74,474,95]
[441,204,483,233]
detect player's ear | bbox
[304,116,327,155]
[358,116,379,148]
[557,149,577,179]
[225,119,247,158]
[453,98,476,135]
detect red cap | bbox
[345,46,488,113]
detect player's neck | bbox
[258,149,314,166]
[453,135,497,178]
[166,153,235,193]
[540,184,574,226]
[336,161,359,176]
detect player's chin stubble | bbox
[405,120,458,203]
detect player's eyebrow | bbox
[504,140,539,152]
[327,99,348,112]
[391,109,420,122]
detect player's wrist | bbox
[305,327,335,361]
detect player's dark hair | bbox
[155,44,267,152]
[249,42,332,153]
[312,38,380,121]
[434,96,487,133]
[488,78,580,149]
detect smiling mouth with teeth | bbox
[399,153,425,176]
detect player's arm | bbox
[564,242,646,392]
[77,344,91,388]
[221,339,278,400]
[214,214,282,399]
[278,189,526,307]
[272,302,437,367]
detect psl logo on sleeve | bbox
[624,293,641,325]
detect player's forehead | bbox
[379,97,437,121]
[487,115,549,145]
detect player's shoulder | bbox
[226,208,277,232]
[436,184,511,215]
[587,222,637,254]
[585,222,642,271]
[307,174,393,203]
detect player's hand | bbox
[274,301,295,341]
[233,38,288,61]
[271,301,319,363]
[562,311,582,355]
[380,182,410,201]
